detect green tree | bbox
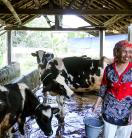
[0,34,6,67]
[67,31,90,38]
[12,31,27,47]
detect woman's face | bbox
[120,47,130,63]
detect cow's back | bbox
[5,84,23,113]
[63,57,100,75]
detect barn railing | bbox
[0,62,40,91]
[0,62,20,85]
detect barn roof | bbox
[0,0,132,36]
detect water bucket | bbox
[83,117,104,138]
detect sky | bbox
[26,15,90,28]
[62,15,90,28]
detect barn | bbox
[0,0,132,137]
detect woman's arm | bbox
[128,110,132,124]
[92,67,108,112]
[93,96,103,112]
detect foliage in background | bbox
[0,15,90,74]
[0,34,6,68]
[67,32,90,38]
[12,16,90,49]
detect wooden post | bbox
[55,15,59,30]
[7,30,11,64]
[128,25,132,43]
[99,29,105,67]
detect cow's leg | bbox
[6,127,14,138]
[43,92,48,104]
[42,87,50,104]
[55,123,65,137]
[0,113,14,138]
[17,116,26,135]
[56,95,65,124]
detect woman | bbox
[93,40,132,138]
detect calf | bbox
[0,83,59,137]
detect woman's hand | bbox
[92,97,103,113]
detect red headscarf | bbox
[128,42,132,48]
[114,40,132,48]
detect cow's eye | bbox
[60,85,64,90]
[46,54,50,57]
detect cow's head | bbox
[41,58,74,98]
[31,50,54,75]
[35,104,59,136]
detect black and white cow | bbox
[41,57,103,89]
[0,83,59,137]
[40,57,104,121]
[31,50,54,75]
[32,50,112,121]
[31,50,112,90]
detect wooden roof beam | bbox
[0,31,6,36]
[68,0,76,7]
[127,0,132,3]
[111,0,129,9]
[85,16,103,25]
[33,0,52,27]
[87,0,96,8]
[0,18,5,25]
[33,0,40,8]
[4,26,106,31]
[80,0,88,9]
[104,15,126,27]
[0,9,132,15]
[1,0,21,25]
[59,0,64,7]
[43,15,52,27]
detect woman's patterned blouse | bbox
[99,62,132,125]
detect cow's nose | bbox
[45,130,53,136]
[71,93,75,97]
[39,64,45,69]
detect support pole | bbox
[128,24,132,43]
[99,29,105,67]
[55,15,59,30]
[7,30,11,64]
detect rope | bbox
[34,103,42,112]
[41,72,52,82]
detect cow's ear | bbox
[31,52,37,56]
[52,107,59,114]
[51,54,54,58]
